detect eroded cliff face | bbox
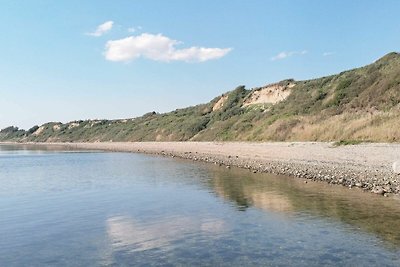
[212,95,229,111]
[242,81,296,107]
[212,80,296,112]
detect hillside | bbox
[2,52,400,143]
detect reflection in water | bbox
[245,191,293,212]
[207,165,400,247]
[0,143,70,152]
[213,174,293,212]
[0,143,97,155]
[107,216,227,252]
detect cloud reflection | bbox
[106,215,227,252]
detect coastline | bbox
[3,141,400,196]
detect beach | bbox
[33,141,400,196]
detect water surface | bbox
[1,144,400,266]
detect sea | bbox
[0,144,400,266]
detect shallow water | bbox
[0,144,400,266]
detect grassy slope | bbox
[2,52,400,142]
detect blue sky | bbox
[1,0,400,129]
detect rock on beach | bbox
[393,161,400,174]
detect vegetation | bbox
[2,52,400,143]
[333,140,368,146]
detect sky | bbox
[1,0,400,130]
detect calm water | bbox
[1,144,400,266]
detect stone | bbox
[393,161,400,174]
[372,187,385,195]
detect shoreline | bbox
[3,141,400,196]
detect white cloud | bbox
[271,51,291,61]
[271,50,307,61]
[104,33,232,63]
[323,51,335,56]
[87,21,114,37]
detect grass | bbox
[333,140,365,146]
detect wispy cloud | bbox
[87,21,114,37]
[127,26,142,33]
[323,51,335,56]
[271,50,307,61]
[104,33,232,63]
